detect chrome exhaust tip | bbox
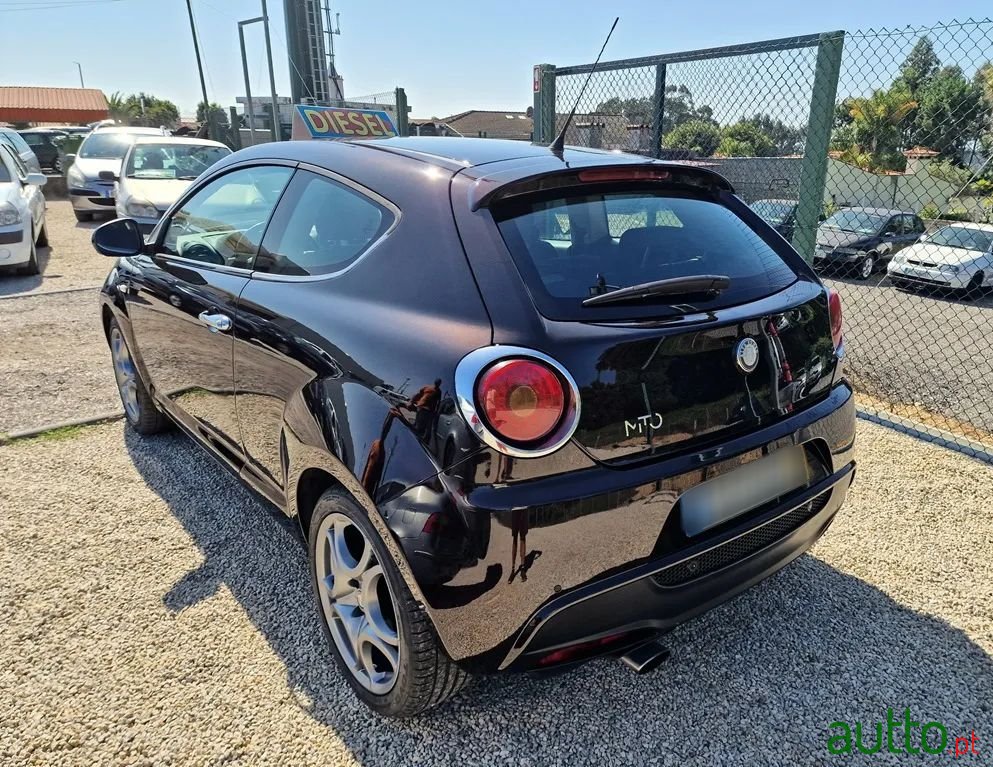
[619,640,670,674]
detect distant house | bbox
[0,86,109,126]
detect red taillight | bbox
[476,359,565,444]
[827,288,843,350]
[577,167,671,183]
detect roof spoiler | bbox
[470,162,735,212]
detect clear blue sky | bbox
[0,0,990,119]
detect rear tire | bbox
[108,318,167,435]
[309,490,470,717]
[74,210,93,223]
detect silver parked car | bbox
[115,136,231,234]
[66,126,165,222]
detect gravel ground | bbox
[0,290,118,434]
[824,271,993,440]
[0,200,107,298]
[1,419,990,766]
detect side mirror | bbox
[92,218,143,258]
[25,172,47,187]
[98,170,118,181]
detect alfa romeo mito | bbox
[93,137,856,717]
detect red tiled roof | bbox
[0,87,109,122]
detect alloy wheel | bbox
[315,512,401,695]
[110,326,140,422]
[860,255,874,279]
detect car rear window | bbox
[495,190,797,320]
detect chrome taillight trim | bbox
[454,345,582,459]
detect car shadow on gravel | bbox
[0,245,52,296]
[126,430,993,765]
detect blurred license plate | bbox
[680,447,810,537]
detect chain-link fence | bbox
[534,19,993,457]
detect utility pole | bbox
[260,0,281,141]
[185,0,215,140]
[73,62,85,88]
[238,17,263,145]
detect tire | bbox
[74,210,93,223]
[35,220,48,248]
[856,253,875,280]
[16,238,39,276]
[108,318,168,435]
[309,489,469,717]
[964,270,984,299]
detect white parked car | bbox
[66,126,166,223]
[116,137,231,234]
[888,222,993,295]
[0,143,48,276]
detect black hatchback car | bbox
[93,137,856,717]
[815,207,925,280]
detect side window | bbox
[161,165,293,268]
[912,215,926,234]
[882,216,901,236]
[256,170,394,276]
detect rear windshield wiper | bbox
[581,275,731,307]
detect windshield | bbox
[926,226,993,253]
[126,143,231,180]
[751,200,795,225]
[822,210,887,235]
[79,132,143,160]
[496,191,797,320]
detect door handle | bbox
[198,311,232,333]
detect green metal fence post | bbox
[651,64,667,158]
[394,87,410,137]
[533,64,556,144]
[791,31,845,261]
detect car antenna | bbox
[548,17,619,157]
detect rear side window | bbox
[495,191,797,320]
[256,170,393,276]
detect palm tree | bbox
[106,91,135,125]
[847,88,917,170]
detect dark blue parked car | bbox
[815,207,925,280]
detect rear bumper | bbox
[418,383,856,671]
[501,460,853,671]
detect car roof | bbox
[837,206,913,216]
[131,136,228,148]
[92,126,165,135]
[218,137,736,204]
[938,221,993,232]
[19,127,66,134]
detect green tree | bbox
[107,91,136,124]
[716,121,776,157]
[663,119,722,156]
[915,66,985,161]
[197,101,230,128]
[895,37,941,97]
[845,86,918,170]
[741,114,803,155]
[127,93,179,128]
